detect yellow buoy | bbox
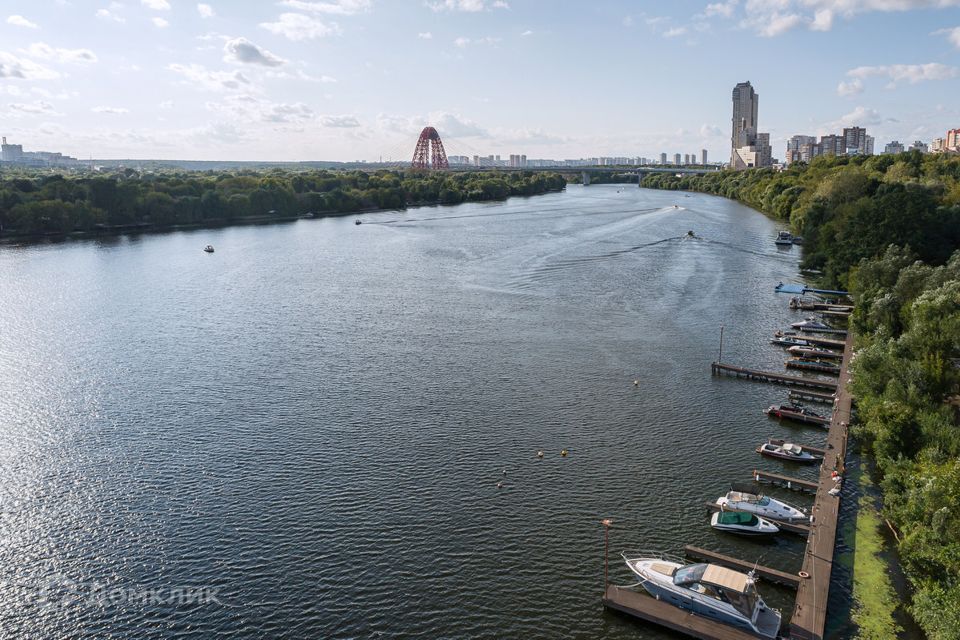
[561,449,568,457]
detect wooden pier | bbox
[785,360,840,375]
[602,585,763,640]
[751,469,818,493]
[789,331,854,640]
[788,390,836,405]
[711,363,838,392]
[684,545,802,589]
[703,501,810,536]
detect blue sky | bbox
[1,0,959,161]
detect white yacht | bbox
[775,231,793,246]
[710,510,780,536]
[622,553,782,638]
[716,490,809,523]
[757,441,820,464]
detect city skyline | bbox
[0,0,959,161]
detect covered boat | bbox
[787,345,842,359]
[765,403,829,425]
[757,441,820,463]
[791,317,846,334]
[711,510,780,535]
[622,554,782,638]
[717,490,808,523]
[775,231,793,246]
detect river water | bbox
[0,185,847,638]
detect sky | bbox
[0,0,959,162]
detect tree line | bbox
[0,168,566,236]
[643,152,960,638]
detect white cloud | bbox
[427,0,508,11]
[418,31,432,39]
[737,0,960,36]
[756,12,803,36]
[223,37,287,66]
[846,63,958,88]
[22,43,98,64]
[703,0,738,18]
[453,36,500,47]
[279,0,371,14]
[259,13,341,40]
[0,51,60,79]
[197,3,215,17]
[152,16,169,27]
[159,100,174,109]
[622,15,635,27]
[810,9,833,30]
[266,68,337,82]
[7,15,39,29]
[95,8,125,22]
[838,105,884,127]
[166,63,251,91]
[92,106,129,114]
[837,78,863,96]
[321,114,361,127]
[934,25,960,48]
[699,123,723,137]
[6,100,61,116]
[521,29,532,35]
[663,26,688,37]
[141,0,171,10]
[207,95,316,124]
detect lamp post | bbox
[601,518,613,592]
[718,325,725,363]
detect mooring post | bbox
[718,325,725,363]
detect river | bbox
[0,185,849,638]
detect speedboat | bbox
[711,510,780,535]
[771,335,811,348]
[717,490,808,523]
[622,553,782,638]
[355,219,362,225]
[757,441,820,464]
[787,345,842,359]
[791,318,846,334]
[203,245,214,253]
[775,231,793,246]
[765,403,829,426]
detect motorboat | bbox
[771,335,811,348]
[717,490,808,523]
[791,236,804,244]
[775,231,793,246]
[787,345,842,359]
[791,317,846,334]
[711,510,780,535]
[203,245,215,253]
[757,441,821,464]
[687,230,695,237]
[622,553,782,638]
[765,403,829,426]
[355,219,362,225]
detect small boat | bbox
[791,318,846,334]
[355,219,362,225]
[687,230,695,237]
[791,236,804,244]
[771,335,811,348]
[203,245,215,253]
[785,358,841,374]
[787,345,842,359]
[757,441,820,463]
[717,490,808,523]
[711,509,780,535]
[765,403,829,426]
[775,231,793,246]
[621,552,782,638]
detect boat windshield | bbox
[673,564,708,586]
[718,511,758,526]
[725,584,759,618]
[756,496,771,506]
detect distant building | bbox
[909,140,928,153]
[1,137,23,162]
[842,127,867,154]
[674,153,681,165]
[701,149,707,165]
[884,141,905,155]
[931,137,946,153]
[785,135,816,165]
[660,152,667,165]
[730,81,772,169]
[820,134,843,156]
[947,129,960,152]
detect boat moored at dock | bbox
[710,510,780,536]
[757,441,821,464]
[716,490,809,523]
[621,553,783,639]
[765,403,829,425]
[790,317,847,334]
[787,345,842,359]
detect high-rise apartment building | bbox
[674,153,681,165]
[660,152,667,165]
[730,81,772,169]
[701,149,708,165]
[884,141,905,154]
[909,141,928,153]
[946,129,960,151]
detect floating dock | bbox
[784,360,841,375]
[776,283,850,298]
[711,363,838,392]
[703,501,810,536]
[602,585,764,640]
[684,545,802,589]
[788,390,836,405]
[751,469,818,493]
[788,335,845,349]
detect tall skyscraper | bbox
[660,152,667,165]
[674,153,681,165]
[701,149,708,165]
[731,82,758,158]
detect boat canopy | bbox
[703,565,751,594]
[783,444,803,455]
[717,511,758,526]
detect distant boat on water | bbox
[203,245,214,253]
